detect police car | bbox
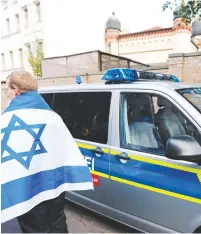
[39,68,201,233]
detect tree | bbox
[28,42,44,77]
[163,0,201,23]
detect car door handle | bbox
[115,152,130,160]
[92,147,104,155]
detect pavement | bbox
[65,201,137,233]
[2,201,137,233]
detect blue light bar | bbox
[76,76,82,84]
[101,68,180,83]
[101,68,138,82]
[170,75,180,82]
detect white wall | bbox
[106,28,199,64]
[1,0,43,81]
[172,32,196,53]
[123,49,173,64]
[118,35,174,64]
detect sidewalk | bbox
[1,201,136,233]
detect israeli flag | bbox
[1,91,93,223]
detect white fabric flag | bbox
[1,91,93,223]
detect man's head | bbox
[6,70,38,100]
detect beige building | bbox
[104,8,201,65]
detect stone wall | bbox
[41,50,149,79]
[168,52,201,83]
[41,51,100,78]
[145,64,169,74]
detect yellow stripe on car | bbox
[110,176,201,205]
[90,169,201,205]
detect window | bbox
[35,2,41,23]
[26,43,31,52]
[1,53,5,71]
[177,87,201,114]
[53,92,111,144]
[15,14,20,31]
[6,18,10,34]
[3,0,8,9]
[38,41,43,52]
[9,51,14,68]
[23,7,28,27]
[18,49,23,67]
[167,39,172,43]
[120,93,201,155]
[41,93,54,109]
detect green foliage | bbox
[163,0,201,23]
[28,43,44,77]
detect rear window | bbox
[52,92,112,144]
[41,93,54,109]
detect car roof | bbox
[39,81,199,93]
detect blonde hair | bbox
[7,70,38,93]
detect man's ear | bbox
[13,85,21,96]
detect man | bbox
[1,71,93,233]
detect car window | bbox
[40,93,54,109]
[153,95,201,146]
[120,93,201,155]
[177,87,201,114]
[53,92,111,144]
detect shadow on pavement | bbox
[65,200,140,233]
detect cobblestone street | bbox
[65,201,138,233]
[1,201,139,233]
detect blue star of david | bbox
[1,114,47,169]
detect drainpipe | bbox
[191,37,199,51]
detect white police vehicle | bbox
[40,68,201,233]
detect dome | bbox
[192,16,201,37]
[173,4,182,20]
[105,12,121,31]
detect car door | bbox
[109,90,201,233]
[52,91,114,217]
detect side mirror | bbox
[165,135,201,163]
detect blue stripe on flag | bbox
[2,166,92,210]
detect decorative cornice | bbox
[118,28,173,42]
[173,18,192,33]
[105,20,193,42]
[105,37,119,42]
[105,29,120,41]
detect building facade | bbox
[1,1,201,82]
[1,0,43,80]
[104,10,201,65]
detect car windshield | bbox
[177,87,201,114]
